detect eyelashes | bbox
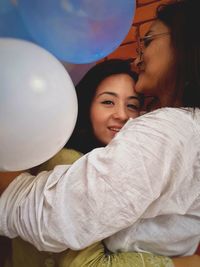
[143,37,153,48]
[100,100,140,111]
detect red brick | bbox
[134,2,159,23]
[107,42,137,60]
[122,26,138,43]
[137,0,161,5]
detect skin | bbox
[90,73,140,145]
[135,20,181,107]
[172,255,200,267]
[0,171,22,194]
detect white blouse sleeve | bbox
[0,108,199,252]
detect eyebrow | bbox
[96,91,140,100]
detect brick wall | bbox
[98,0,170,66]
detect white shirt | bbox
[0,108,200,256]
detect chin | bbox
[135,74,145,92]
[135,81,145,93]
[136,80,154,95]
[100,138,109,146]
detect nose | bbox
[112,106,129,122]
[134,53,144,72]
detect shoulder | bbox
[114,108,200,150]
[123,107,200,133]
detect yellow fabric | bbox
[59,242,174,267]
[6,239,174,267]
[34,148,83,173]
[5,148,174,267]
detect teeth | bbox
[110,128,120,132]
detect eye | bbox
[127,103,139,111]
[143,37,153,48]
[101,100,114,106]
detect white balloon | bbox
[0,38,78,171]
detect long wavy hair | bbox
[156,0,200,107]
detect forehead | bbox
[148,20,169,34]
[95,73,137,96]
[97,74,135,89]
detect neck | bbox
[159,96,182,108]
[156,85,183,109]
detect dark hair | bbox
[66,58,141,153]
[156,0,200,107]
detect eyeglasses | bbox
[136,32,170,60]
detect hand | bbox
[173,255,200,267]
[0,171,24,195]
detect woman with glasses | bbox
[0,0,200,266]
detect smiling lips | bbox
[108,126,122,133]
[137,61,145,73]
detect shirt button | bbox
[44,257,55,267]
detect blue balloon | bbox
[17,0,135,63]
[0,0,32,40]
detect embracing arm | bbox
[0,108,199,253]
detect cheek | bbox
[136,52,173,94]
[90,107,106,132]
[90,113,108,144]
[147,43,174,79]
[129,111,140,119]
[135,71,156,94]
[90,110,100,129]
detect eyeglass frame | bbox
[136,32,170,60]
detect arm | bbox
[0,149,83,193]
[0,108,198,253]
